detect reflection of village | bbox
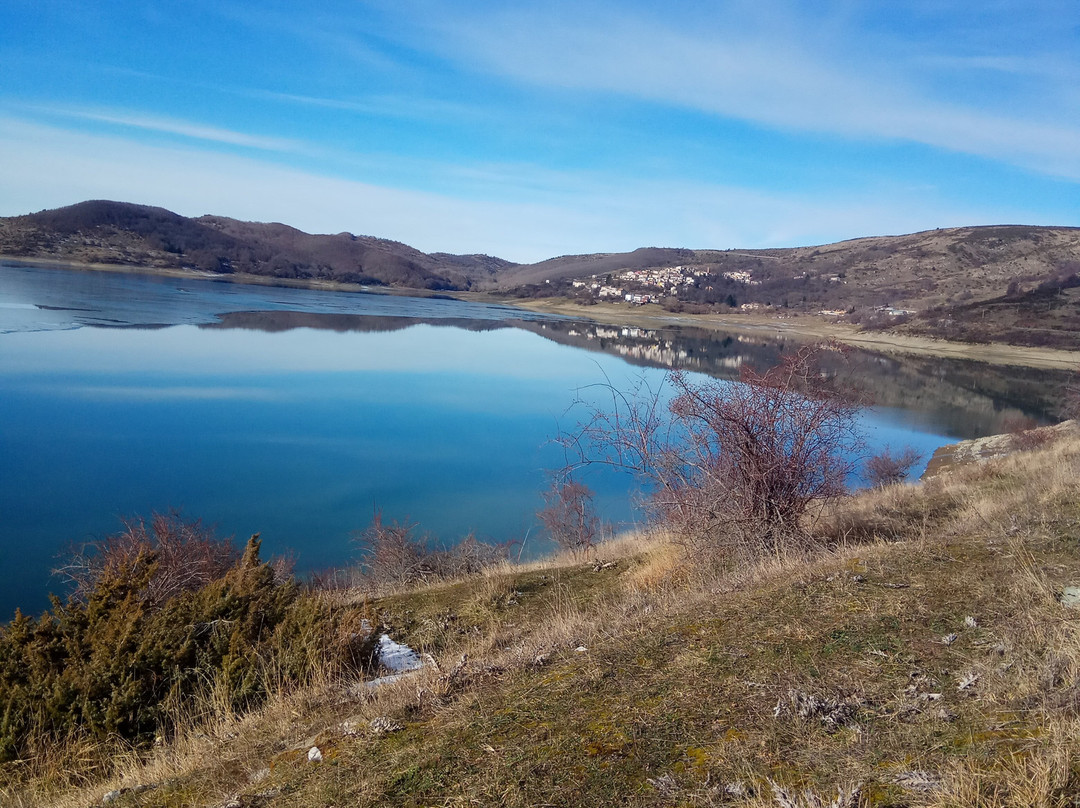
[533,321,764,374]
[524,318,1068,438]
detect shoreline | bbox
[4,255,1077,371]
[0,254,452,299]
[507,299,1080,371]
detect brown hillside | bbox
[0,201,517,291]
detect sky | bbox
[1,0,1078,263]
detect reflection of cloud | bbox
[61,385,282,401]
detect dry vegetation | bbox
[4,424,1080,807]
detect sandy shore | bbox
[4,255,1076,371]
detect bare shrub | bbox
[435,532,515,577]
[1064,365,1080,421]
[1002,414,1056,451]
[55,511,238,606]
[354,513,436,586]
[537,479,599,557]
[353,514,512,587]
[571,344,863,561]
[864,445,922,487]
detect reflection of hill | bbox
[203,308,1069,440]
[512,320,1070,439]
[203,310,512,334]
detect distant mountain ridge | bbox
[0,200,516,291]
[2,203,1078,334]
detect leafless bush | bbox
[55,511,238,606]
[864,445,922,487]
[434,532,515,577]
[569,345,863,561]
[1065,366,1080,421]
[537,479,599,557]
[354,513,436,586]
[1002,414,1056,451]
[353,514,512,587]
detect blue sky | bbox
[1,0,1077,262]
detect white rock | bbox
[307,746,323,762]
[1060,586,1080,608]
[377,634,423,673]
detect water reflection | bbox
[1,262,1070,618]
[208,310,1072,440]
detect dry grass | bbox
[7,431,1080,806]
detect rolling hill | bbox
[0,200,515,291]
[2,202,1079,346]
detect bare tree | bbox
[864,445,922,487]
[55,511,238,606]
[537,479,599,557]
[569,345,863,560]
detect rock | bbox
[369,716,404,735]
[307,746,323,763]
[1059,586,1080,608]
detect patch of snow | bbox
[378,633,423,673]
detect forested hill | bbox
[0,200,516,291]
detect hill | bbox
[495,226,1080,306]
[0,201,516,291]
[494,226,1080,348]
[3,203,1078,346]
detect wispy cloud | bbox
[31,105,299,152]
[413,2,1080,180]
[0,115,1008,262]
[235,88,482,123]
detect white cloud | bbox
[30,105,300,152]
[417,3,1080,181]
[0,115,1017,262]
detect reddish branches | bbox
[570,344,863,559]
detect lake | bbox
[0,262,1069,618]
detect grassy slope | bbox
[10,433,1080,807]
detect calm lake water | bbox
[0,262,1069,618]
